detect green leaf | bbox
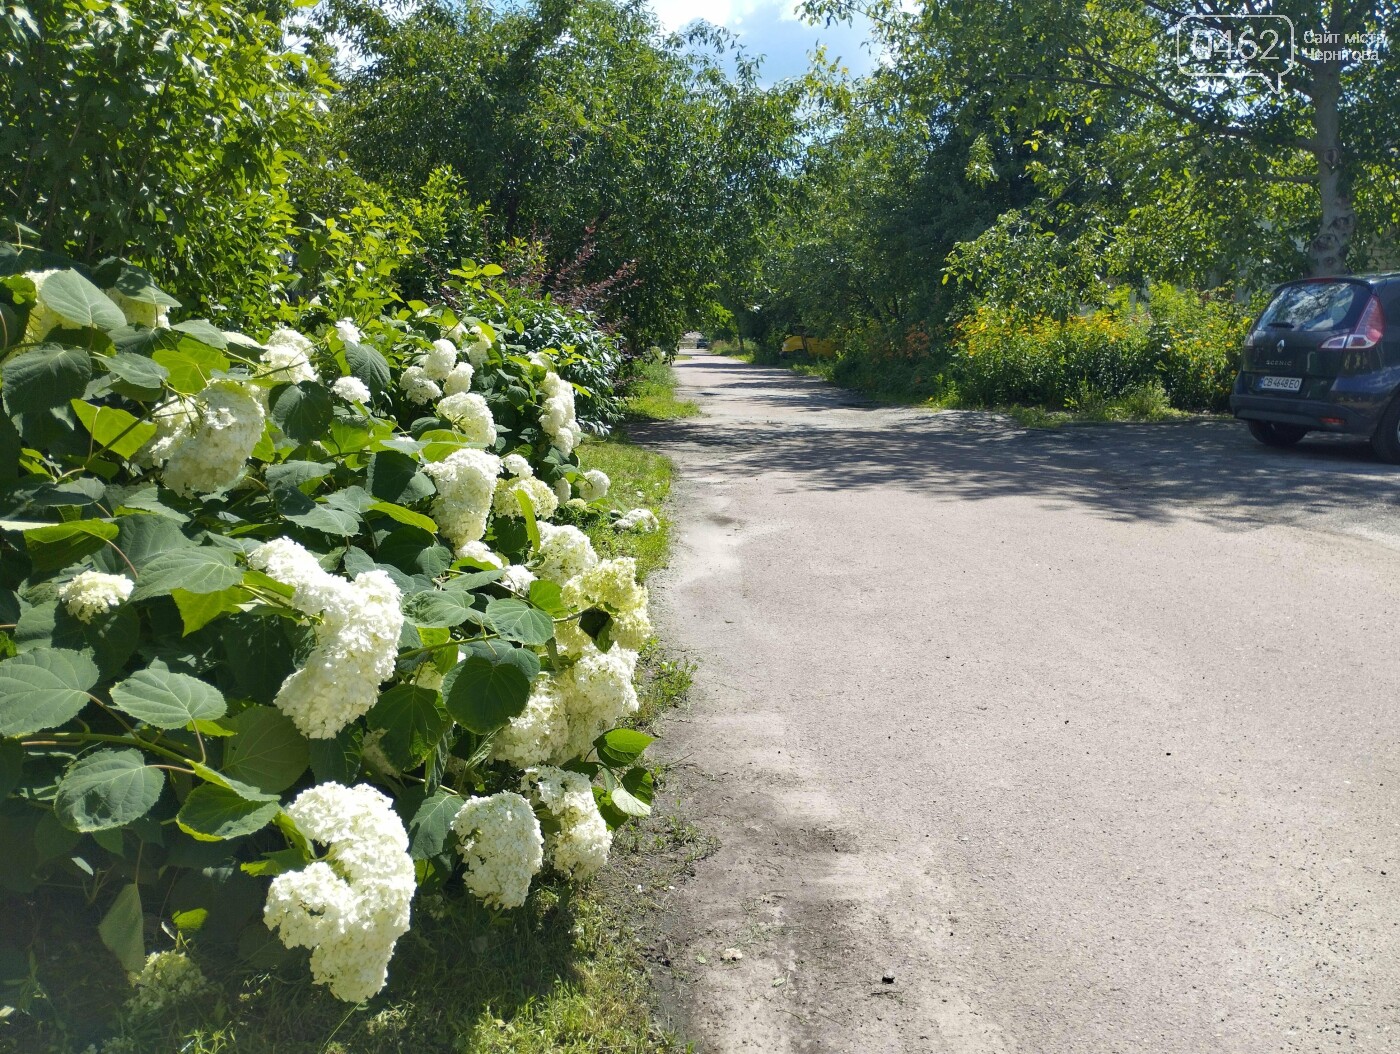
[189,760,278,803]
[608,767,654,819]
[109,666,227,729]
[368,500,436,533]
[172,585,248,634]
[54,749,165,832]
[95,513,193,573]
[442,646,536,733]
[21,519,118,571]
[485,598,554,645]
[308,725,362,784]
[528,579,565,616]
[152,344,229,394]
[269,381,333,445]
[171,320,228,349]
[131,546,241,600]
[403,587,484,630]
[594,729,655,768]
[104,352,168,399]
[0,648,99,736]
[177,784,280,842]
[345,341,391,397]
[98,884,144,974]
[407,789,462,860]
[0,738,23,799]
[221,707,309,793]
[241,847,307,878]
[366,450,434,504]
[70,401,157,459]
[40,271,126,331]
[369,685,449,771]
[2,344,91,444]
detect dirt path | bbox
[635,352,1400,1054]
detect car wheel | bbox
[1247,420,1309,448]
[1370,397,1400,464]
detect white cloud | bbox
[651,0,804,31]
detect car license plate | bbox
[1259,375,1302,392]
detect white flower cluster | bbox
[105,289,170,331]
[616,508,660,533]
[493,475,558,521]
[577,469,610,502]
[499,564,537,594]
[451,791,543,909]
[457,540,506,569]
[249,538,403,739]
[491,677,567,767]
[437,392,496,446]
[125,950,211,1017]
[58,571,133,623]
[523,767,612,879]
[423,448,501,550]
[502,453,532,478]
[540,371,581,455]
[401,337,474,406]
[563,556,651,651]
[332,375,371,404]
[449,321,494,368]
[259,328,318,385]
[148,380,265,497]
[531,523,598,584]
[265,783,415,1003]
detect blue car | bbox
[1231,273,1400,461]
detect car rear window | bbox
[1257,281,1366,333]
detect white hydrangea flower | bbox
[400,365,442,405]
[152,380,265,497]
[540,372,581,455]
[456,539,506,569]
[452,792,544,910]
[616,508,660,533]
[552,478,572,504]
[556,644,640,760]
[265,783,415,1003]
[532,524,598,583]
[500,564,537,594]
[259,329,317,385]
[436,391,496,446]
[125,950,211,1017]
[577,470,609,502]
[104,289,169,330]
[332,375,371,404]
[58,571,133,623]
[422,338,458,382]
[249,539,403,739]
[442,361,474,396]
[523,767,612,879]
[334,318,363,345]
[493,476,559,522]
[563,557,647,618]
[502,453,533,479]
[492,677,568,767]
[423,448,501,548]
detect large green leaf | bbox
[269,381,333,445]
[221,707,308,793]
[177,784,280,842]
[131,546,241,600]
[152,344,229,394]
[403,587,485,630]
[104,352,169,400]
[406,788,462,860]
[345,341,391,398]
[0,648,99,736]
[94,513,194,573]
[366,450,434,504]
[441,645,536,733]
[172,585,248,635]
[2,344,91,445]
[485,598,555,645]
[594,728,655,768]
[71,400,157,460]
[369,685,449,770]
[98,883,145,974]
[109,666,227,729]
[21,519,118,571]
[0,738,23,799]
[54,749,165,832]
[308,725,362,784]
[39,271,126,331]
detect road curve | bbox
[636,352,1400,1054]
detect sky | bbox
[649,0,879,82]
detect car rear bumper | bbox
[1229,393,1376,434]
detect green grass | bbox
[2,433,694,1054]
[623,359,698,421]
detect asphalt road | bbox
[637,352,1400,1054]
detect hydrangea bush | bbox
[0,243,657,1004]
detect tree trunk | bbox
[1307,63,1356,276]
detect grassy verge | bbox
[3,402,696,1054]
[623,358,699,421]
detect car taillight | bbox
[1321,295,1385,349]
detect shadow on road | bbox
[636,357,1400,529]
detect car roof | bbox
[1277,273,1400,287]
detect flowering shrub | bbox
[0,245,657,1004]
